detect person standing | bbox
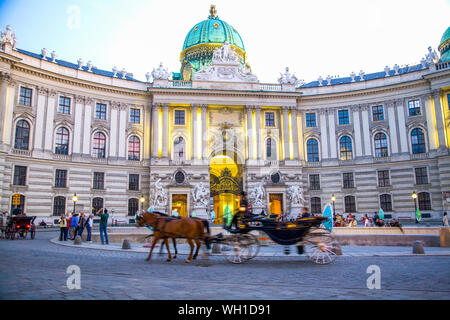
[85,214,93,243]
[70,213,78,240]
[58,214,67,241]
[96,208,109,244]
[77,212,86,239]
[444,212,449,226]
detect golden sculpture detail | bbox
[209,5,217,18]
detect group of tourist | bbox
[57,208,110,244]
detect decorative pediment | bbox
[193,42,258,83]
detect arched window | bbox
[92,197,103,214]
[128,136,140,161]
[128,198,139,216]
[380,194,392,212]
[266,138,277,160]
[310,197,321,214]
[339,136,352,160]
[374,132,388,158]
[411,128,425,154]
[418,192,431,210]
[55,127,70,155]
[306,139,319,162]
[53,196,66,216]
[173,137,185,161]
[14,120,30,150]
[92,132,106,158]
[344,195,356,213]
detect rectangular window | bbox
[377,170,390,187]
[58,97,71,114]
[95,103,107,120]
[129,108,140,124]
[174,110,185,125]
[309,174,320,190]
[344,196,356,213]
[129,174,139,191]
[408,99,421,116]
[55,169,67,188]
[343,172,354,189]
[19,87,32,106]
[265,112,275,127]
[372,105,384,121]
[13,166,27,186]
[338,109,349,125]
[93,172,105,190]
[415,167,428,185]
[305,113,316,127]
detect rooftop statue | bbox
[426,46,439,64]
[212,41,239,64]
[278,67,298,85]
[152,62,170,80]
[1,25,18,49]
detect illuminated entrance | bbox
[209,154,243,224]
[171,194,187,217]
[269,193,283,216]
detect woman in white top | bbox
[443,212,448,226]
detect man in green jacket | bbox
[95,208,109,244]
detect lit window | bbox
[339,136,352,160]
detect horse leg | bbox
[186,238,194,263]
[164,238,172,262]
[172,238,177,259]
[146,235,160,261]
[193,239,201,260]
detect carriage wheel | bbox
[239,234,260,261]
[222,237,246,264]
[303,228,337,265]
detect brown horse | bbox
[136,211,211,263]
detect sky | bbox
[0,0,449,83]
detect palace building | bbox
[0,7,449,224]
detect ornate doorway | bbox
[209,154,243,224]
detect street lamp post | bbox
[331,194,336,222]
[72,193,78,215]
[140,195,145,213]
[412,191,418,223]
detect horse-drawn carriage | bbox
[136,209,337,265]
[1,216,36,240]
[215,211,337,264]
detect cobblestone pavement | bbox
[0,232,449,300]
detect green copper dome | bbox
[182,8,245,51]
[179,6,247,80]
[438,26,450,61]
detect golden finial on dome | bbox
[209,5,217,19]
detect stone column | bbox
[34,87,48,151]
[361,105,371,156]
[396,99,408,153]
[109,102,119,158]
[192,104,198,160]
[282,106,290,160]
[143,105,151,160]
[246,105,254,160]
[72,95,84,155]
[255,105,262,160]
[0,74,16,148]
[291,107,299,160]
[152,103,159,158]
[43,90,57,152]
[82,98,93,156]
[387,101,399,154]
[118,103,127,159]
[432,90,447,150]
[201,104,207,159]
[327,108,337,159]
[351,105,363,157]
[161,103,169,159]
[319,109,329,160]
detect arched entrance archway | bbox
[209,153,243,224]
